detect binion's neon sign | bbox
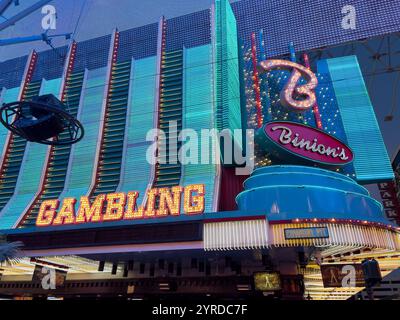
[257,121,354,167]
[256,59,354,167]
[35,184,205,227]
[258,59,318,112]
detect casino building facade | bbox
[0,0,399,300]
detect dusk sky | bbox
[0,0,218,57]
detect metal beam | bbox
[0,0,13,17]
[0,34,43,46]
[0,0,52,32]
[0,32,71,46]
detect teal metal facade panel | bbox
[182,44,218,213]
[0,87,19,156]
[0,78,61,229]
[318,56,394,184]
[118,56,157,205]
[58,67,107,203]
[214,0,242,135]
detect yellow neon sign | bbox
[36,184,205,227]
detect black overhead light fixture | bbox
[0,94,84,145]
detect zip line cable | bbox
[71,0,89,41]
[385,71,400,121]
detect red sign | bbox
[262,121,354,166]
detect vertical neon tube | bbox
[258,29,271,122]
[251,32,262,128]
[258,29,266,61]
[288,41,296,62]
[303,53,323,129]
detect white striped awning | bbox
[271,223,400,251]
[204,218,268,251]
[204,219,400,252]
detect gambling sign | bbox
[36,184,205,227]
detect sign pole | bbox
[251,32,263,128]
[303,53,323,129]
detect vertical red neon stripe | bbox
[0,51,37,181]
[303,53,323,129]
[154,17,167,184]
[60,41,77,103]
[251,33,263,128]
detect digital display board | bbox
[254,272,281,291]
[284,227,329,240]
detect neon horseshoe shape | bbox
[258,60,318,112]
